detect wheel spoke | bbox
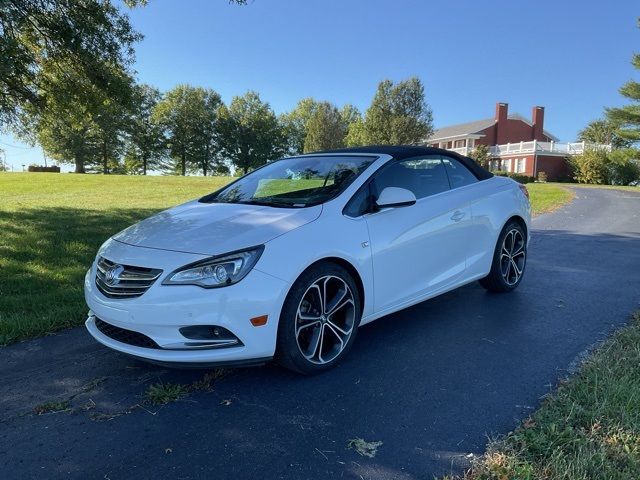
[315,324,326,362]
[325,323,345,350]
[511,258,522,276]
[325,285,348,315]
[512,241,524,256]
[327,297,353,317]
[307,324,323,360]
[505,231,515,254]
[296,319,320,337]
[327,316,351,336]
[309,284,324,314]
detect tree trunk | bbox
[74,156,85,173]
[202,160,207,177]
[181,149,186,176]
[143,157,147,176]
[102,140,108,174]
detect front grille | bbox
[95,256,162,299]
[94,318,160,349]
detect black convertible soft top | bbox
[316,145,494,181]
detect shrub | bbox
[608,149,640,185]
[509,173,535,184]
[469,144,490,168]
[571,148,640,185]
[537,171,548,182]
[492,170,534,184]
[27,165,60,173]
[570,148,610,184]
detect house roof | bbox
[429,114,559,142]
[430,117,496,141]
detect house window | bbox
[454,139,466,148]
[516,158,525,173]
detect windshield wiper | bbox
[237,199,301,208]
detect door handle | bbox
[451,210,465,222]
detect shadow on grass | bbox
[0,207,161,345]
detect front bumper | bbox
[84,240,290,365]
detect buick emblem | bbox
[105,264,125,286]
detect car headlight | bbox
[162,246,264,288]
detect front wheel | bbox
[479,221,527,292]
[275,263,362,374]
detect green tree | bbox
[578,119,633,149]
[92,69,136,174]
[152,85,222,176]
[125,84,165,175]
[608,148,640,185]
[26,61,102,173]
[469,144,491,168]
[0,0,145,131]
[20,58,137,173]
[606,18,640,142]
[303,101,346,152]
[217,91,284,174]
[192,91,223,176]
[280,97,318,155]
[0,147,7,171]
[361,77,434,145]
[340,104,363,147]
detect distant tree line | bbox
[0,1,433,175]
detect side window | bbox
[441,156,478,189]
[372,156,450,200]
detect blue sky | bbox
[2,0,639,170]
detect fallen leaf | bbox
[220,399,232,406]
[347,438,383,458]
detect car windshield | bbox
[202,155,376,207]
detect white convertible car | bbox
[85,146,530,374]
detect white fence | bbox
[449,141,611,157]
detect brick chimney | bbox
[532,106,545,141]
[495,102,508,144]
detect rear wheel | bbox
[479,221,527,292]
[276,263,361,374]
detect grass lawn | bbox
[445,312,640,480]
[0,172,232,346]
[526,183,574,216]
[0,173,573,345]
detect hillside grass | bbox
[444,312,640,480]
[0,173,232,345]
[0,173,572,345]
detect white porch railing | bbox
[448,141,611,157]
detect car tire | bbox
[275,262,362,375]
[479,220,527,293]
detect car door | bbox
[364,155,472,314]
[440,154,493,278]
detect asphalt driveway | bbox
[1,186,639,479]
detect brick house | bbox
[425,102,609,181]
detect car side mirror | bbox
[375,187,416,209]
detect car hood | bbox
[112,200,322,256]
